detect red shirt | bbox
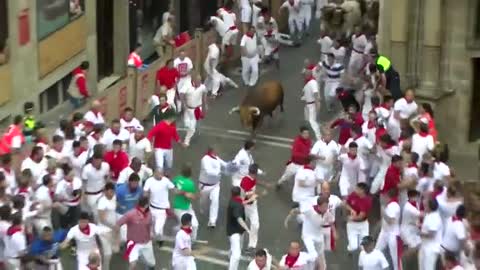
[330,119,352,145]
[156,66,179,89]
[147,121,180,149]
[290,136,312,165]
[103,150,129,180]
[381,165,401,194]
[72,67,89,97]
[346,192,372,218]
[240,176,256,192]
[116,207,153,244]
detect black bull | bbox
[229,81,284,134]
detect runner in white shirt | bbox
[60,213,109,270]
[97,182,117,270]
[117,158,152,186]
[0,206,10,267]
[0,155,16,195]
[45,135,70,162]
[21,146,48,185]
[278,241,314,269]
[375,188,403,270]
[331,39,346,64]
[400,190,422,253]
[144,170,175,243]
[371,134,400,194]
[218,2,239,50]
[247,248,273,270]
[441,205,467,257]
[81,154,110,219]
[128,126,152,163]
[280,0,303,42]
[55,170,82,228]
[181,75,208,146]
[69,140,89,178]
[172,213,196,270]
[388,90,418,141]
[411,124,435,164]
[358,236,389,270]
[199,147,228,227]
[321,52,345,111]
[208,16,227,40]
[349,28,367,74]
[310,130,340,184]
[204,42,223,98]
[33,175,58,233]
[239,0,252,30]
[344,125,374,183]
[83,100,105,126]
[101,119,130,150]
[4,213,26,269]
[338,142,361,197]
[299,0,314,34]
[419,198,443,270]
[231,140,264,187]
[292,161,317,204]
[302,69,321,140]
[120,107,142,134]
[317,31,333,61]
[240,26,260,87]
[174,51,194,111]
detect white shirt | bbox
[81,162,110,193]
[310,139,340,171]
[45,147,70,162]
[381,200,400,235]
[218,9,237,29]
[302,79,319,103]
[97,195,117,228]
[358,249,389,270]
[204,44,220,72]
[183,83,207,108]
[442,217,467,253]
[0,220,10,260]
[338,154,361,183]
[4,229,26,258]
[411,133,434,164]
[144,176,175,209]
[210,16,227,37]
[416,176,435,194]
[292,167,317,203]
[377,145,400,169]
[65,223,108,254]
[199,154,227,185]
[0,167,16,195]
[345,136,373,170]
[421,211,443,252]
[240,34,259,57]
[153,22,172,45]
[280,0,301,17]
[55,177,83,206]
[34,185,53,219]
[278,251,312,269]
[101,128,130,149]
[120,118,142,133]
[174,57,194,78]
[83,110,105,125]
[317,36,333,54]
[330,46,346,63]
[247,251,272,270]
[436,192,463,222]
[21,157,48,184]
[401,201,421,231]
[321,60,344,82]
[128,134,152,163]
[351,34,367,53]
[301,206,334,239]
[375,106,391,127]
[433,161,450,181]
[117,165,152,185]
[393,98,418,120]
[172,229,193,264]
[68,150,89,178]
[232,148,254,179]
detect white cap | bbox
[134,125,144,132]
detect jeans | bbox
[69,95,85,109]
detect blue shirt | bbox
[116,184,143,214]
[29,229,67,258]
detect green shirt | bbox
[172,175,196,210]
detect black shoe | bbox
[156,240,164,247]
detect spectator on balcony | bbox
[128,43,148,70]
[153,13,175,60]
[67,61,90,109]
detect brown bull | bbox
[228,81,284,135]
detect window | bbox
[129,0,170,61]
[37,0,85,40]
[39,73,72,113]
[0,0,8,66]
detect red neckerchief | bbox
[206,150,217,159]
[111,129,120,136]
[87,266,99,270]
[160,103,170,111]
[49,188,55,200]
[304,75,315,85]
[18,187,29,195]
[246,32,254,38]
[304,164,314,170]
[382,143,395,150]
[232,196,243,204]
[0,166,10,174]
[408,163,417,168]
[313,205,323,214]
[91,109,101,117]
[408,200,417,209]
[285,253,300,267]
[91,132,101,140]
[389,197,399,204]
[307,64,316,71]
[136,206,149,218]
[6,225,22,236]
[181,226,192,234]
[432,188,443,198]
[418,131,429,137]
[347,153,357,160]
[452,215,462,222]
[354,134,362,140]
[223,7,233,13]
[265,30,274,37]
[381,103,391,110]
[74,147,86,157]
[367,120,375,129]
[80,224,90,235]
[405,98,414,104]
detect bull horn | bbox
[249,106,261,115]
[228,106,240,115]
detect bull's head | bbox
[229,106,261,129]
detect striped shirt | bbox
[322,61,344,81]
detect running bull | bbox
[228,80,284,135]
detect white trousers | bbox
[376,231,403,270]
[223,29,239,46]
[183,108,198,146]
[116,213,128,243]
[173,256,197,270]
[304,103,321,139]
[346,220,369,251]
[371,166,388,194]
[321,226,336,251]
[6,258,20,270]
[418,245,439,270]
[205,69,221,95]
[314,166,334,183]
[245,202,259,248]
[174,207,199,241]
[240,6,252,23]
[85,193,102,221]
[339,176,356,197]
[241,56,259,87]
[303,236,326,270]
[228,233,244,270]
[324,80,340,108]
[300,5,312,30]
[125,240,156,267]
[199,183,220,225]
[400,226,421,249]
[348,51,364,74]
[151,207,168,240]
[277,163,303,184]
[99,230,116,270]
[154,148,173,172]
[288,16,303,36]
[166,89,177,111]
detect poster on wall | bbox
[37,0,85,40]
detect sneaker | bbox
[207,222,216,229]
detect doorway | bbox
[469,58,480,141]
[96,0,114,80]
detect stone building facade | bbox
[377,0,480,155]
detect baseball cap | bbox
[134,125,144,132]
[361,236,374,246]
